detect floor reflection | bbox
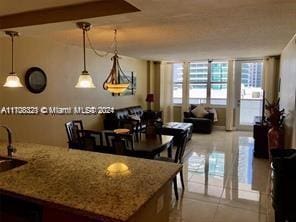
[170,131,272,222]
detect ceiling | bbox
[1,0,296,61]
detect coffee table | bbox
[160,122,193,146]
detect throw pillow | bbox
[191,105,208,118]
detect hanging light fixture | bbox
[103,29,129,94]
[3,31,23,88]
[75,22,95,88]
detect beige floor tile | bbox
[170,198,218,222]
[189,174,228,187]
[182,182,223,204]
[168,130,271,222]
[225,177,270,194]
[219,188,268,213]
[213,205,267,222]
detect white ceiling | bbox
[1,0,296,61]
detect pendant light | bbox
[103,30,129,94]
[3,31,23,88]
[75,22,95,88]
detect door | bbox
[235,60,264,130]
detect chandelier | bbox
[103,30,129,94]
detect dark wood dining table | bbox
[101,130,173,159]
[133,134,174,158]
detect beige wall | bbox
[279,35,296,148]
[173,106,182,122]
[214,108,226,126]
[0,36,147,147]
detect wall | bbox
[279,35,296,148]
[0,36,147,147]
[173,106,182,122]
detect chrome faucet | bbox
[0,125,16,159]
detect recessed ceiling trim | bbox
[0,0,140,29]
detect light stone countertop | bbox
[0,142,181,221]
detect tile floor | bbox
[169,130,274,222]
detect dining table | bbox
[101,130,174,159]
[132,134,174,159]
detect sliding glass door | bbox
[235,60,264,129]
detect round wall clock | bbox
[25,67,47,94]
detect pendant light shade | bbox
[103,30,129,94]
[75,70,95,88]
[3,31,23,88]
[105,82,129,93]
[75,22,96,88]
[4,73,23,87]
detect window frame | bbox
[187,60,228,107]
[172,60,229,107]
[208,61,229,106]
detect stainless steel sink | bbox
[0,156,27,173]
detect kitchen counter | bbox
[0,142,181,221]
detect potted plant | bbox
[265,99,285,152]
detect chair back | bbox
[119,120,135,134]
[117,134,134,151]
[65,121,84,147]
[105,131,116,148]
[111,134,134,155]
[65,120,98,150]
[145,120,161,138]
[174,132,188,164]
[112,138,127,155]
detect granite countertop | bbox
[0,142,181,221]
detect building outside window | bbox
[241,62,263,88]
[189,62,208,104]
[186,61,228,106]
[172,63,183,104]
[210,61,228,105]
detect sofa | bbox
[183,105,214,134]
[104,105,145,130]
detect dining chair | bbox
[111,138,126,155]
[105,131,115,148]
[65,120,103,152]
[155,132,188,200]
[120,133,135,151]
[111,134,135,156]
[119,119,141,141]
[145,120,162,138]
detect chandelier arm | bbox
[103,73,112,89]
[117,61,131,82]
[103,64,117,89]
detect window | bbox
[189,62,208,104]
[210,62,228,105]
[188,61,228,105]
[172,63,183,104]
